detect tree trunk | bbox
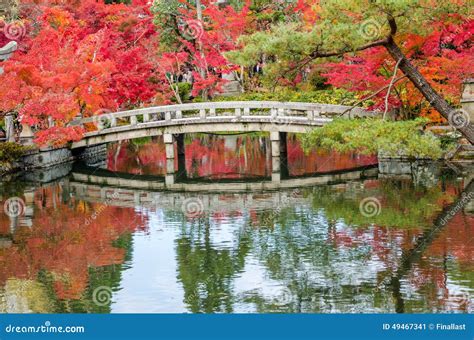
[195,0,208,101]
[384,39,474,144]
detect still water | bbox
[0,134,473,313]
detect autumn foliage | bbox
[322,16,474,121]
[0,0,473,146]
[0,0,171,146]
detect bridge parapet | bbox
[72,101,376,136]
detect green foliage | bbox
[0,142,30,167]
[214,88,359,105]
[301,118,444,160]
[176,82,193,103]
[151,0,184,49]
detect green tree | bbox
[228,0,474,143]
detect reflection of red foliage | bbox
[286,137,377,175]
[0,186,147,300]
[428,213,474,270]
[108,136,378,178]
[108,141,166,175]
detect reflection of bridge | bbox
[70,165,379,194]
[69,167,378,211]
[0,167,378,238]
[71,102,377,185]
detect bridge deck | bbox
[71,101,378,148]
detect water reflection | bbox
[0,136,472,314]
[107,134,377,179]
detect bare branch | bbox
[383,57,403,119]
[339,75,407,117]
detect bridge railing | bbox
[72,101,376,132]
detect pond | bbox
[0,134,473,313]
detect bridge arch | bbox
[70,101,377,185]
[71,101,376,149]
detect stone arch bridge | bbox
[70,101,377,185]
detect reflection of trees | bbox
[176,219,250,313]
[0,183,143,313]
[243,177,473,313]
[313,178,457,228]
[387,179,474,313]
[246,209,391,313]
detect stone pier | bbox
[164,134,188,185]
[270,132,289,183]
[164,133,176,185]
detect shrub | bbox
[213,88,360,106]
[300,118,444,160]
[0,142,30,167]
